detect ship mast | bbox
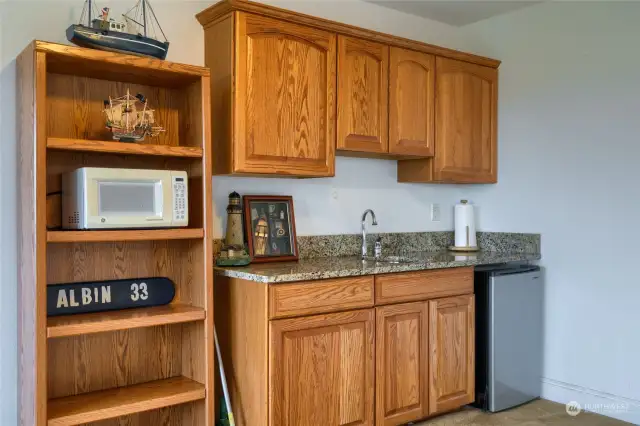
[87,0,92,26]
[126,89,130,131]
[142,0,147,37]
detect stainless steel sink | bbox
[364,255,420,264]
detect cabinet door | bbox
[434,57,497,183]
[428,295,475,415]
[337,36,388,154]
[389,47,435,157]
[270,309,374,426]
[235,13,336,177]
[376,302,428,426]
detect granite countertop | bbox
[214,251,541,283]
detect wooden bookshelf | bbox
[47,376,205,425]
[18,41,214,425]
[47,304,205,338]
[47,228,204,243]
[48,137,204,158]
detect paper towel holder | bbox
[449,200,480,252]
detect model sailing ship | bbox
[67,0,169,59]
[103,90,164,142]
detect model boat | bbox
[67,0,169,60]
[103,89,164,142]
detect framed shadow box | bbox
[243,195,298,263]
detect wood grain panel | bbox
[375,267,473,305]
[38,40,207,88]
[270,309,374,426]
[215,277,269,426]
[389,47,435,157]
[433,57,498,183]
[337,36,388,154]
[428,295,475,415]
[376,302,428,426]
[47,137,203,158]
[47,376,205,425]
[18,42,49,426]
[205,14,234,175]
[46,193,62,229]
[269,276,374,319]
[84,405,186,426]
[46,240,204,308]
[47,73,182,146]
[234,12,336,176]
[397,157,435,183]
[47,229,204,243]
[47,305,205,338]
[188,73,215,425]
[196,1,501,68]
[47,325,183,399]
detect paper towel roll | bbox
[454,200,477,248]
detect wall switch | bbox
[431,203,441,221]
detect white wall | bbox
[457,2,640,423]
[0,1,467,423]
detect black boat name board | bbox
[47,277,175,316]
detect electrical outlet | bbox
[431,203,441,221]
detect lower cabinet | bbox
[216,270,474,426]
[428,295,475,415]
[375,295,474,425]
[375,302,429,426]
[269,309,375,426]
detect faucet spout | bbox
[361,209,378,259]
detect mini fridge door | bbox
[489,268,543,412]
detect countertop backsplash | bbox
[213,231,540,259]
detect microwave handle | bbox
[145,217,164,221]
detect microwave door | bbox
[93,179,169,228]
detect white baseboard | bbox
[541,377,640,424]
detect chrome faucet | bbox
[361,209,378,259]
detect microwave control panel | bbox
[172,175,188,225]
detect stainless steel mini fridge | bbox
[473,264,543,412]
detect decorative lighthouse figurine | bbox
[216,192,251,266]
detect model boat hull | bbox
[66,24,169,60]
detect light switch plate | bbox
[431,203,441,221]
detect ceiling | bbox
[365,0,542,27]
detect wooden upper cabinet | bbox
[434,57,498,183]
[337,36,389,154]
[389,47,435,157]
[216,12,336,177]
[375,302,428,426]
[428,295,475,415]
[270,309,375,426]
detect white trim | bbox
[75,29,167,52]
[541,377,640,424]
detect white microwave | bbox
[62,167,188,229]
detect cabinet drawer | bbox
[269,276,374,319]
[375,267,473,305]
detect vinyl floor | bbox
[415,399,632,425]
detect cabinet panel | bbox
[434,57,497,183]
[269,276,374,319]
[270,309,374,426]
[428,295,475,415]
[389,47,434,157]
[337,36,388,154]
[375,302,428,426]
[374,267,473,305]
[235,12,336,176]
